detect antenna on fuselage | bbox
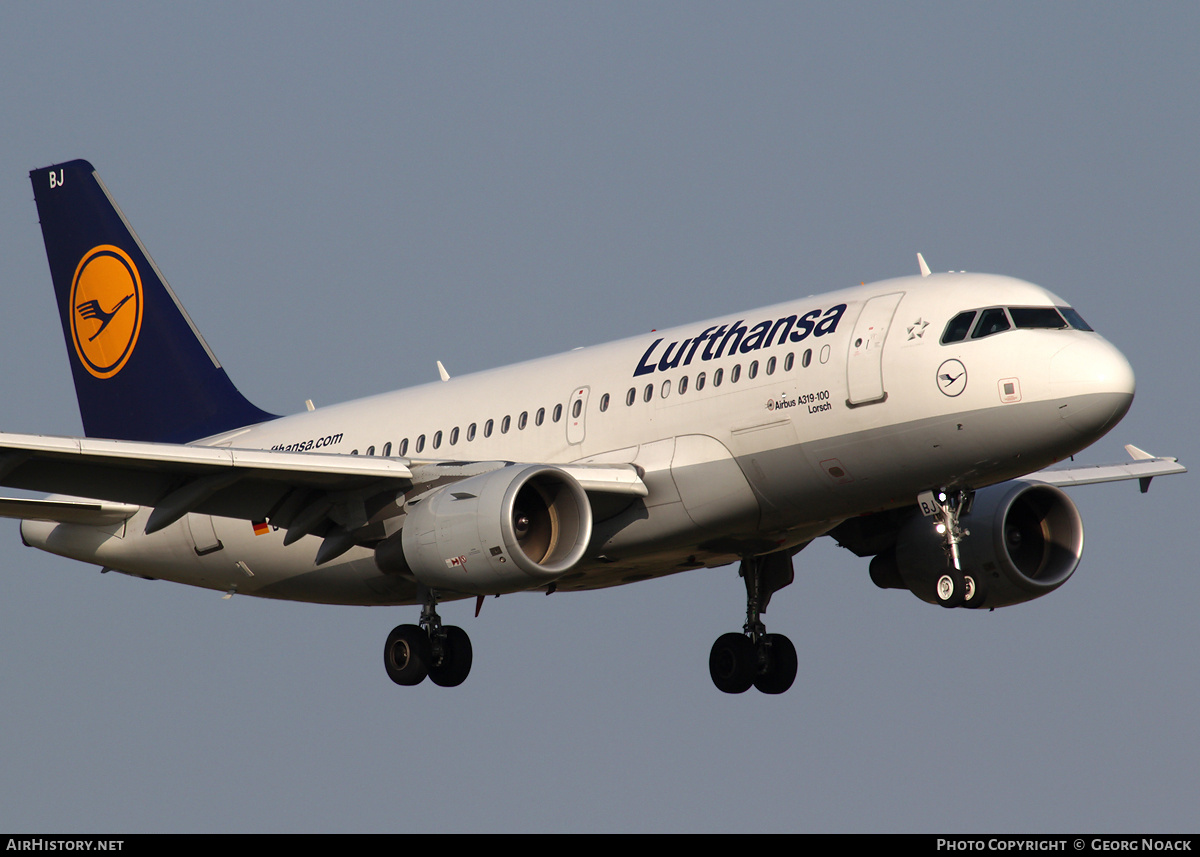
[917,253,932,277]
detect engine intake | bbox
[375,465,592,595]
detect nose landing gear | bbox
[920,487,984,609]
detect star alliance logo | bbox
[907,318,929,340]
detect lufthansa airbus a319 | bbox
[0,160,1184,694]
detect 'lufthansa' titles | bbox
[633,304,846,377]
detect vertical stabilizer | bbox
[30,160,276,442]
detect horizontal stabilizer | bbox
[0,496,138,525]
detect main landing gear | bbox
[708,551,799,695]
[383,590,473,687]
[921,487,985,609]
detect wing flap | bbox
[556,463,649,496]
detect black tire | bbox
[935,570,966,608]
[963,574,987,608]
[384,624,431,686]
[753,633,798,695]
[709,632,755,694]
[429,625,473,688]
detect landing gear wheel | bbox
[709,632,755,694]
[429,625,473,688]
[962,574,986,608]
[384,624,432,686]
[936,571,966,608]
[753,633,798,695]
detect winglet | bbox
[1124,444,1178,493]
[917,253,931,277]
[437,361,451,382]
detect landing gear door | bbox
[846,292,904,406]
[566,386,589,445]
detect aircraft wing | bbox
[0,431,647,557]
[1026,445,1186,493]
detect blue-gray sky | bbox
[0,3,1195,832]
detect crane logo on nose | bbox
[69,245,143,379]
[936,359,967,397]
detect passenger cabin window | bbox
[450,427,459,445]
[467,423,476,441]
[501,416,511,434]
[536,408,545,426]
[399,438,408,456]
[382,442,391,457]
[678,375,688,395]
[696,372,706,390]
[415,435,425,453]
[366,445,375,456]
[801,349,812,368]
[518,412,528,430]
[599,394,609,412]
[784,353,794,371]
[484,419,494,438]
[553,404,563,422]
[432,430,442,449]
[626,388,636,406]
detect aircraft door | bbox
[846,292,904,405]
[566,386,589,445]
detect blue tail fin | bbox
[30,160,277,443]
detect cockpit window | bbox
[971,308,1011,339]
[1060,307,1093,331]
[944,304,1094,345]
[1010,307,1067,329]
[941,311,976,344]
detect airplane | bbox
[0,159,1184,695]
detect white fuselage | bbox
[21,272,1136,605]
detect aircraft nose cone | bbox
[1049,336,1136,438]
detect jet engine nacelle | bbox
[872,480,1084,608]
[375,465,592,595]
